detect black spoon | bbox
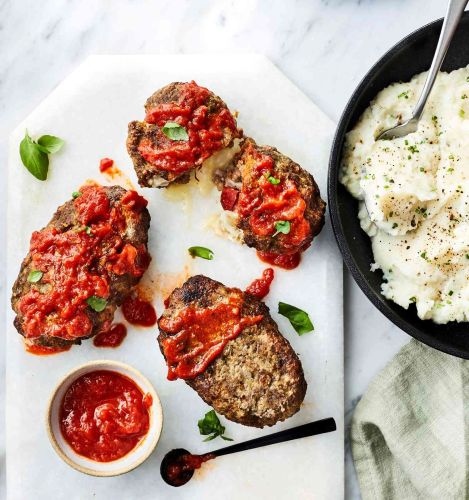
[160,417,337,487]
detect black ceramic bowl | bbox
[329,12,469,359]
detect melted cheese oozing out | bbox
[341,66,469,324]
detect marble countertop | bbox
[0,0,450,498]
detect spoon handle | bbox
[412,0,468,121]
[213,417,336,457]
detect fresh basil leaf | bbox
[278,302,314,335]
[203,434,218,442]
[37,135,65,154]
[27,270,43,283]
[188,246,214,260]
[198,410,232,442]
[273,220,291,237]
[86,296,107,312]
[268,175,280,185]
[19,131,49,181]
[72,191,82,199]
[162,121,189,141]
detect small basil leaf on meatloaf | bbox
[27,270,43,283]
[161,122,189,141]
[278,302,314,335]
[188,246,214,260]
[273,220,291,237]
[86,296,108,312]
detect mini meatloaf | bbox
[11,184,151,349]
[127,81,241,188]
[215,138,326,268]
[157,275,307,428]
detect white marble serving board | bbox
[6,54,343,500]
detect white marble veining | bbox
[0,0,450,498]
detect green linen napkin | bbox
[351,339,468,500]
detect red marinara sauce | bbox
[257,251,302,270]
[221,142,311,270]
[60,370,151,462]
[16,185,150,343]
[93,323,127,348]
[122,296,157,327]
[24,342,71,356]
[166,453,215,487]
[245,268,275,299]
[159,292,263,380]
[138,81,238,174]
[99,157,114,173]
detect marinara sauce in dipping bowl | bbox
[47,360,163,476]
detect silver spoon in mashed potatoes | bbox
[377,0,467,141]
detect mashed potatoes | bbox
[341,66,469,324]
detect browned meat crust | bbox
[157,275,307,428]
[127,82,240,188]
[11,185,151,348]
[215,137,326,254]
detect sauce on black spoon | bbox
[161,417,336,487]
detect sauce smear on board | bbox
[245,268,275,299]
[60,370,151,462]
[122,296,157,327]
[93,323,127,348]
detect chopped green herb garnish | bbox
[409,296,417,303]
[273,220,291,237]
[27,270,43,283]
[398,90,410,99]
[268,175,281,185]
[72,191,81,199]
[85,226,93,236]
[278,302,314,335]
[460,108,466,118]
[188,246,214,260]
[420,252,427,260]
[161,121,189,141]
[392,223,398,229]
[86,296,107,312]
[449,290,454,296]
[198,410,233,442]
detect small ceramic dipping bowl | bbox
[46,360,163,477]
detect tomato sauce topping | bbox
[221,142,311,270]
[159,292,263,380]
[99,157,114,173]
[93,323,127,348]
[245,268,275,299]
[16,185,150,342]
[60,370,151,462]
[122,296,157,327]
[138,81,238,174]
